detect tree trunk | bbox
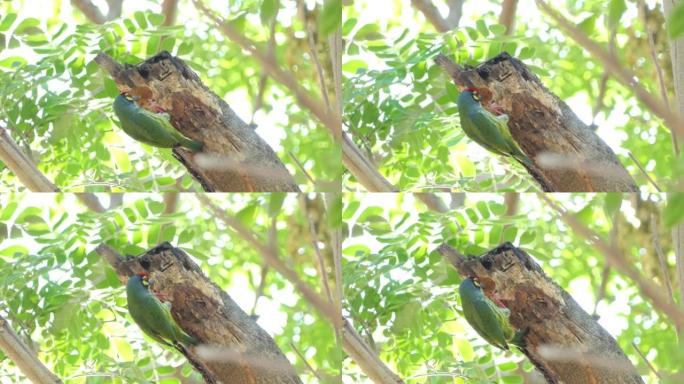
[437,242,644,384]
[94,51,300,192]
[98,242,303,384]
[435,52,638,192]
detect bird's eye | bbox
[472,92,480,102]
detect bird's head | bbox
[134,271,150,286]
[463,87,481,101]
[120,92,140,102]
[465,276,481,288]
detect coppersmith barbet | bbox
[457,88,532,166]
[126,272,198,350]
[113,93,204,151]
[459,277,525,351]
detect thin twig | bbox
[196,194,340,326]
[301,4,331,111]
[299,195,334,304]
[288,151,316,186]
[193,0,339,133]
[591,31,616,125]
[672,223,684,313]
[651,213,674,304]
[250,266,269,317]
[538,193,684,330]
[536,0,684,140]
[290,342,325,382]
[593,210,619,315]
[636,0,678,154]
[250,6,279,125]
[631,341,661,379]
[627,151,661,192]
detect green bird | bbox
[457,88,532,166]
[126,272,198,350]
[459,277,524,351]
[113,93,203,151]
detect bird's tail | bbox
[180,137,204,152]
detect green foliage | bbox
[343,193,682,383]
[0,193,339,383]
[666,3,684,38]
[343,1,675,191]
[0,1,340,192]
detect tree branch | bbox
[437,243,644,384]
[538,193,684,330]
[193,0,394,192]
[435,53,638,192]
[536,0,684,142]
[498,0,519,34]
[0,314,63,384]
[410,0,463,32]
[94,51,299,192]
[0,127,59,192]
[197,194,404,384]
[161,0,179,26]
[71,0,122,24]
[96,242,303,384]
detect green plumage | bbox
[457,90,532,166]
[113,94,203,151]
[459,277,520,351]
[126,274,197,349]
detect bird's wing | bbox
[469,109,529,162]
[463,296,509,350]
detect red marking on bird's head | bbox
[463,87,478,93]
[136,272,149,278]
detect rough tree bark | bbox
[0,315,63,384]
[94,51,300,192]
[435,52,638,192]
[96,242,302,384]
[0,127,59,192]
[437,242,644,384]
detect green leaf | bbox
[267,193,286,217]
[236,204,258,227]
[607,0,626,29]
[342,17,357,35]
[177,41,193,56]
[489,24,507,36]
[134,11,148,30]
[319,0,341,37]
[664,193,684,227]
[603,193,622,221]
[0,13,17,32]
[260,0,278,25]
[148,13,164,26]
[327,194,342,229]
[123,18,136,33]
[476,19,489,37]
[667,3,684,38]
[13,17,42,35]
[355,24,383,41]
[147,35,160,55]
[1,202,18,221]
[518,47,535,60]
[159,37,175,53]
